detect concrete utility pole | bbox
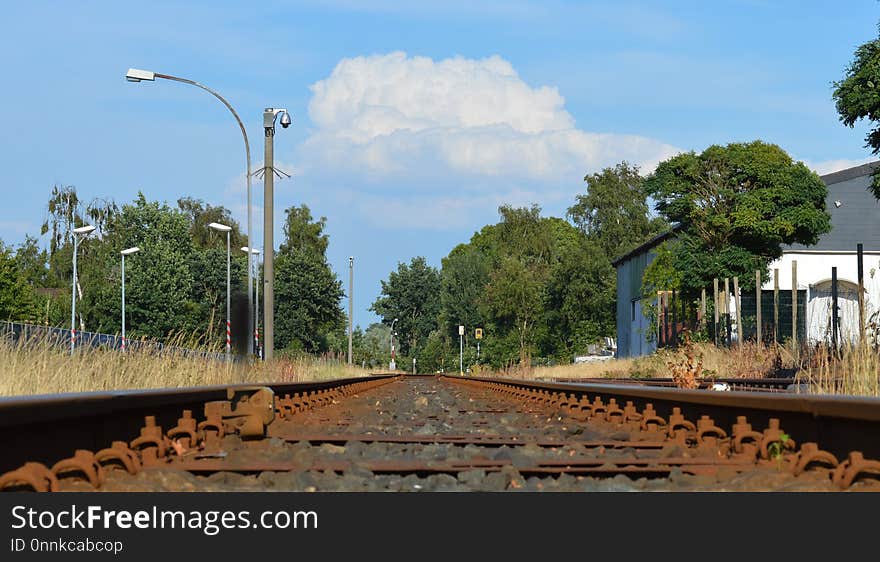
[348,256,354,365]
[262,107,291,361]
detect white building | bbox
[613,161,880,357]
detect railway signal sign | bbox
[458,325,464,336]
[475,328,483,339]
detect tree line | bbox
[0,186,344,355]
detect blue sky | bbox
[0,1,877,328]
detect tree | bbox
[568,162,667,259]
[14,236,48,288]
[177,197,245,250]
[439,244,490,343]
[643,141,831,295]
[0,241,39,321]
[279,205,329,258]
[371,257,442,357]
[82,194,198,338]
[833,30,880,196]
[274,203,344,353]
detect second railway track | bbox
[1,374,879,492]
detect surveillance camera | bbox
[279,111,292,129]
[834,200,842,208]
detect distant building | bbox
[612,161,880,358]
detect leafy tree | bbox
[833,30,880,196]
[82,194,198,338]
[177,197,245,250]
[371,257,442,357]
[274,203,344,353]
[543,236,615,357]
[643,141,831,295]
[14,236,48,288]
[439,244,490,342]
[0,241,39,321]
[568,162,667,258]
[481,256,543,365]
[280,205,329,258]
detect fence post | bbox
[724,277,731,347]
[657,291,662,346]
[773,268,779,345]
[831,266,839,352]
[755,270,762,345]
[671,290,678,347]
[701,288,707,331]
[733,276,742,346]
[713,279,719,346]
[792,260,798,352]
[858,243,865,344]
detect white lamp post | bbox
[126,68,256,356]
[241,246,261,358]
[70,225,96,354]
[120,246,141,352]
[389,317,398,370]
[208,222,232,356]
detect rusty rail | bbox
[2,373,880,491]
[449,375,880,460]
[0,375,398,475]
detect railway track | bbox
[1,374,879,492]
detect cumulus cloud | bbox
[299,52,680,184]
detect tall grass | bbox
[796,343,880,396]
[0,334,371,397]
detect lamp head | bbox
[207,222,232,232]
[121,246,141,256]
[125,68,155,82]
[73,225,96,235]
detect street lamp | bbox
[125,68,256,356]
[241,246,261,359]
[120,247,141,352]
[262,107,292,361]
[70,225,96,354]
[348,256,353,366]
[208,222,232,356]
[389,318,398,370]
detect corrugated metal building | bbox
[612,161,880,358]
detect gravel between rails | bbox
[69,377,876,492]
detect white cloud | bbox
[299,52,680,185]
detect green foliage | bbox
[644,141,831,296]
[371,256,442,357]
[0,241,39,321]
[568,162,668,258]
[274,248,344,353]
[833,32,880,196]
[274,204,344,354]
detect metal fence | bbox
[0,321,228,361]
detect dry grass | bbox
[0,337,371,397]
[522,342,791,382]
[796,343,880,396]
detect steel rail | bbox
[0,375,397,474]
[442,375,880,459]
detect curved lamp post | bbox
[120,246,141,352]
[70,224,96,354]
[125,68,256,356]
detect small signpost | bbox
[475,328,482,361]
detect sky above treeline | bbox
[0,1,877,327]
